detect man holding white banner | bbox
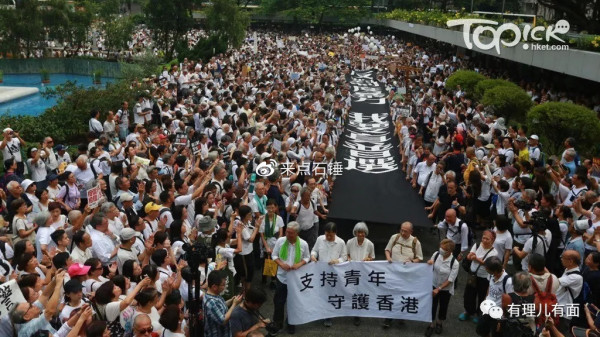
[271,221,310,335]
[285,259,433,327]
[310,222,348,328]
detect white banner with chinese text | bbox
[286,261,432,324]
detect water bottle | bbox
[248,173,257,195]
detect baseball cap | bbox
[260,152,272,161]
[68,263,91,277]
[55,144,67,151]
[120,228,136,241]
[484,144,495,149]
[3,128,13,133]
[47,173,59,182]
[574,219,591,233]
[529,135,539,140]
[64,279,84,294]
[144,202,161,214]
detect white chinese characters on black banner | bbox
[343,70,398,174]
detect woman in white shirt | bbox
[159,304,186,337]
[60,279,86,323]
[459,230,498,323]
[346,222,375,262]
[426,239,459,336]
[233,205,261,292]
[46,174,62,201]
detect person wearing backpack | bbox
[528,254,560,296]
[556,250,584,333]
[513,213,552,271]
[477,256,513,337]
[501,272,537,337]
[437,209,471,260]
[425,239,459,337]
[460,230,498,323]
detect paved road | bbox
[250,226,481,337]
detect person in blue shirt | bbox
[11,270,65,337]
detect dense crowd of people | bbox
[0,27,599,337]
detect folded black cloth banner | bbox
[328,69,430,226]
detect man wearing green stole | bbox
[271,221,310,335]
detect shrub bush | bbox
[527,102,600,157]
[481,85,532,123]
[444,70,486,97]
[473,79,519,101]
[0,80,145,144]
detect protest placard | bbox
[0,280,26,316]
[87,185,103,209]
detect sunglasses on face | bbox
[137,327,153,334]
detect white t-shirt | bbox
[1,138,22,162]
[259,214,284,249]
[238,220,255,256]
[492,230,513,263]
[59,299,84,322]
[27,158,47,182]
[35,226,55,261]
[521,230,552,270]
[346,237,375,261]
[469,244,498,278]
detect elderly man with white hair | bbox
[272,221,310,335]
[73,155,95,204]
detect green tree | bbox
[0,0,45,57]
[527,102,600,157]
[144,0,194,61]
[481,85,532,123]
[260,0,370,26]
[206,0,250,49]
[104,16,135,51]
[444,70,486,97]
[473,79,519,101]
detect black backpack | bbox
[209,127,221,145]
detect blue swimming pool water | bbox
[0,74,117,116]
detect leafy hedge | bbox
[444,70,486,97]
[379,9,484,27]
[474,79,519,101]
[481,85,532,123]
[527,102,600,157]
[0,81,145,144]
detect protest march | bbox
[0,10,600,337]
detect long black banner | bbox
[328,70,429,226]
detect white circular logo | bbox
[256,160,277,177]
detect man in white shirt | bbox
[70,230,93,264]
[73,155,95,200]
[412,154,436,189]
[0,128,26,175]
[437,209,469,260]
[556,249,584,331]
[88,214,118,266]
[272,222,310,335]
